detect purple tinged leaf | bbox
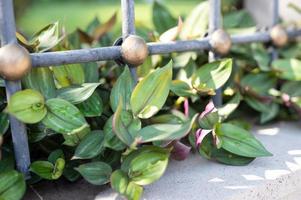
[171,141,191,161]
[195,101,218,147]
[195,128,212,146]
[281,93,291,106]
[212,128,222,149]
[199,101,217,119]
[184,99,189,117]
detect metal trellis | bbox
[0,0,300,176]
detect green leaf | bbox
[48,149,64,164]
[213,149,255,166]
[0,149,15,172]
[244,96,269,113]
[241,73,276,95]
[137,57,154,78]
[42,98,89,134]
[86,17,101,35]
[63,161,81,182]
[52,64,85,87]
[22,67,56,99]
[56,83,101,104]
[110,66,135,112]
[73,130,104,160]
[279,43,301,59]
[52,158,65,179]
[218,93,242,119]
[82,62,99,83]
[281,81,301,97]
[113,101,141,146]
[251,43,270,71]
[272,59,301,81]
[137,115,197,143]
[0,170,25,200]
[173,53,197,68]
[30,158,65,180]
[244,97,279,124]
[65,64,85,85]
[75,162,112,185]
[228,119,252,131]
[150,114,184,124]
[192,59,232,94]
[131,61,172,119]
[32,22,62,52]
[125,182,143,200]
[214,123,272,157]
[104,116,126,151]
[198,111,219,130]
[124,146,170,186]
[7,89,47,124]
[152,1,177,34]
[0,113,9,135]
[159,18,182,42]
[223,10,255,29]
[198,134,255,166]
[62,126,90,147]
[77,92,103,117]
[180,1,209,39]
[170,80,196,97]
[28,123,51,143]
[52,66,71,87]
[110,170,129,195]
[260,103,279,124]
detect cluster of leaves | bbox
[0,0,301,200]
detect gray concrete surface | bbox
[24,121,301,200]
[245,0,301,27]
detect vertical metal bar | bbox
[272,0,279,26]
[271,0,279,60]
[121,0,137,83]
[0,0,31,177]
[209,0,221,35]
[209,0,222,107]
[121,0,136,37]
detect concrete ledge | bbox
[24,122,301,200]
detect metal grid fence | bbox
[0,0,301,176]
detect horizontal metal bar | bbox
[31,29,301,68]
[31,46,121,67]
[148,39,211,54]
[231,32,271,44]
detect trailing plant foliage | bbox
[0,1,300,199]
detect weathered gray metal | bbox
[121,0,136,37]
[209,0,222,107]
[30,28,301,68]
[121,0,138,82]
[0,0,31,177]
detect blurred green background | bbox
[15,0,200,36]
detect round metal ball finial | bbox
[0,43,32,81]
[270,25,288,47]
[121,35,149,66]
[210,29,232,55]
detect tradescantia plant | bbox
[1,0,301,199]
